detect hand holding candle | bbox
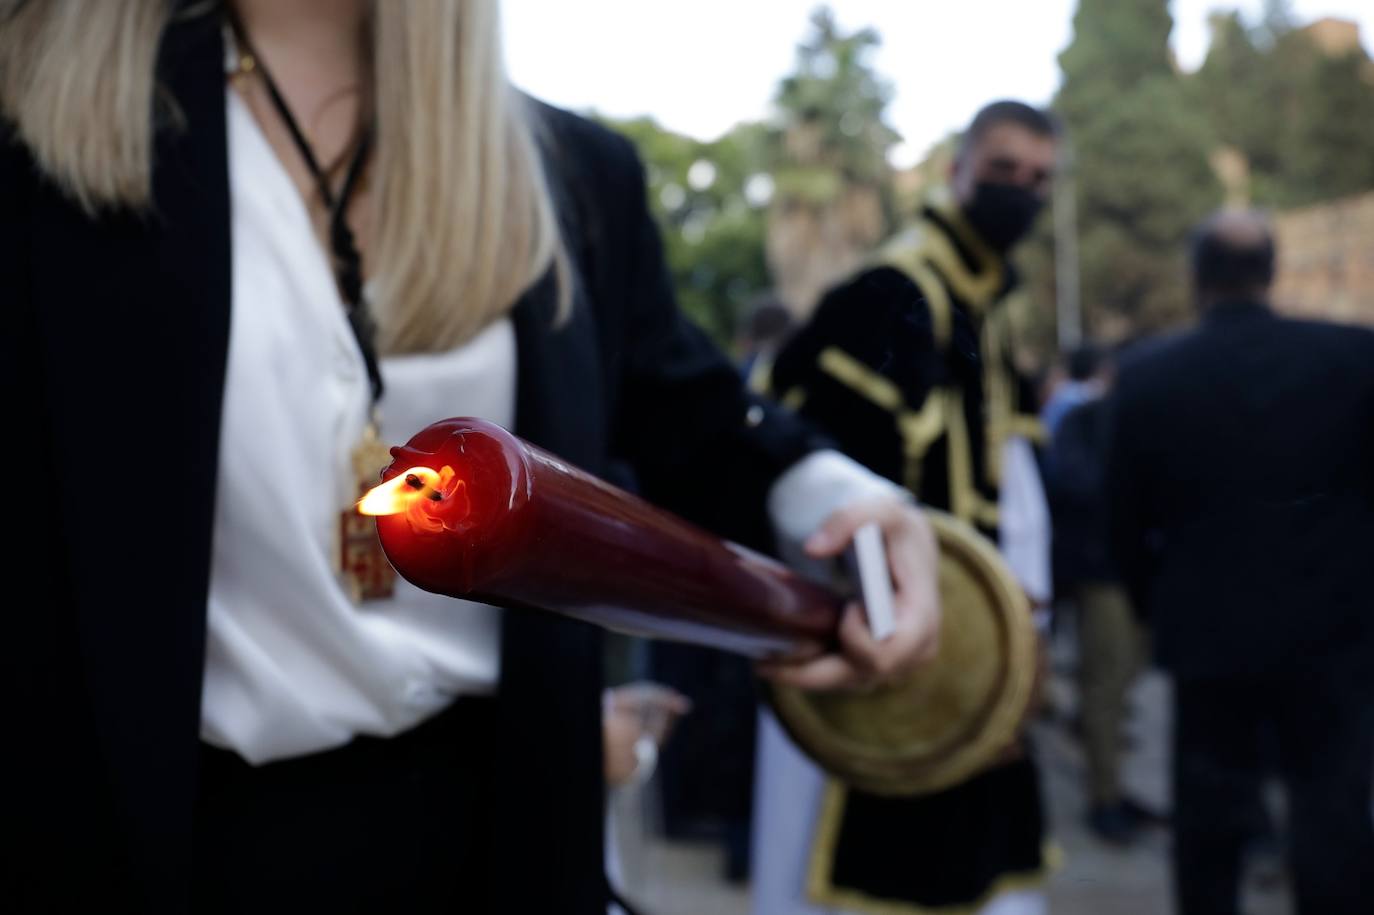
[361,417,1033,796]
[358,418,937,677]
[757,497,941,692]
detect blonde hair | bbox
[0,0,569,353]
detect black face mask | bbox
[961,182,1045,252]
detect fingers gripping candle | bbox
[360,418,842,659]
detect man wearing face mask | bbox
[754,101,1059,915]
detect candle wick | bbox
[405,473,444,502]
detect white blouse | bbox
[202,87,512,762]
[203,79,898,765]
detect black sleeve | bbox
[1044,401,1104,510]
[602,134,828,549]
[1,125,140,907]
[769,266,939,486]
[1103,380,1152,619]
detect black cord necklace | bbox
[226,7,385,409]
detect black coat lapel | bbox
[498,214,609,913]
[509,174,606,470]
[27,8,231,907]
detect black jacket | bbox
[1106,300,1374,680]
[2,9,821,911]
[769,203,1043,542]
[1045,397,1117,587]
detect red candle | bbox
[360,418,843,659]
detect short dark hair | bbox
[960,100,1060,156]
[740,294,794,345]
[1067,344,1104,381]
[1190,210,1276,297]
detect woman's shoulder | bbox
[1,116,32,176]
[0,116,40,220]
[526,98,637,162]
[523,96,645,202]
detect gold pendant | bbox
[338,421,397,603]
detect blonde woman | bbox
[1,1,940,911]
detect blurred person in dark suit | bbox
[1106,209,1374,915]
[1044,346,1155,846]
[740,293,798,392]
[1042,343,1105,439]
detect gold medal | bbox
[338,420,397,602]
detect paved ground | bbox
[611,624,1297,914]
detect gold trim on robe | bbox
[943,388,1000,530]
[805,781,1062,915]
[817,347,947,493]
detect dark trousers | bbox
[1172,662,1374,915]
[193,698,499,914]
[1075,582,1148,804]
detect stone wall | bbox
[1273,190,1374,326]
[766,184,886,317]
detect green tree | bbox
[1057,0,1222,332]
[1057,0,1174,126]
[1276,43,1374,205]
[1255,0,1296,48]
[766,6,900,313]
[603,6,907,339]
[1194,12,1280,176]
[606,116,774,345]
[771,7,899,189]
[1193,9,1374,208]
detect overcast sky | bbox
[503,0,1374,166]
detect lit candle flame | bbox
[357,467,443,516]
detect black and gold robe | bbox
[766,194,1052,913]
